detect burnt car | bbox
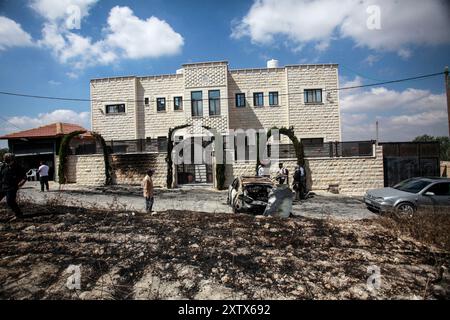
[227,176,274,214]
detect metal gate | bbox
[381,142,440,187]
[175,137,214,185]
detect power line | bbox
[0,71,444,104]
[328,71,444,92]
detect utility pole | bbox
[446,66,450,137]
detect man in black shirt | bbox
[0,153,27,220]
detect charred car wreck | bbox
[228,176,293,216]
[228,176,290,215]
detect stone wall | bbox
[183,62,228,88]
[228,68,288,130]
[61,146,383,195]
[58,153,167,187]
[91,76,137,140]
[60,154,106,185]
[139,74,186,138]
[111,153,167,187]
[286,65,341,142]
[225,146,384,196]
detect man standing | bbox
[298,164,307,199]
[142,169,154,213]
[293,165,306,200]
[0,153,27,220]
[257,161,270,178]
[276,163,289,185]
[38,161,50,192]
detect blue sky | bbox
[0,0,449,146]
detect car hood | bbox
[367,187,414,198]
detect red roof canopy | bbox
[0,122,87,140]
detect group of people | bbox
[3,151,307,219]
[257,162,308,200]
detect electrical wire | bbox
[0,71,444,104]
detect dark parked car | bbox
[364,177,450,216]
[227,176,274,214]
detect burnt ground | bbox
[0,202,449,300]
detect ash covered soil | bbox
[0,203,449,300]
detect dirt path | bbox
[0,203,448,299]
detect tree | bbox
[413,135,450,161]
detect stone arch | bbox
[265,126,305,166]
[58,131,112,185]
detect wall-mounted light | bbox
[99,108,104,115]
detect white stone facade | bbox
[91,61,341,142]
[85,60,384,194]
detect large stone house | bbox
[91,60,341,143]
[90,60,345,184]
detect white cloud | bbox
[0,16,33,50]
[29,0,98,23]
[364,54,380,66]
[34,4,184,70]
[0,108,91,147]
[48,80,61,85]
[6,109,90,132]
[340,77,448,141]
[232,0,450,57]
[106,6,184,59]
[341,86,446,113]
[66,71,79,79]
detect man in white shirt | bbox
[257,163,270,178]
[276,163,289,185]
[38,161,50,192]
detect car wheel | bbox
[232,200,241,214]
[395,202,415,218]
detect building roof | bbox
[90,60,339,82]
[0,122,87,140]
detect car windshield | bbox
[394,179,432,194]
[393,178,418,189]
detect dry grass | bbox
[377,210,450,251]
